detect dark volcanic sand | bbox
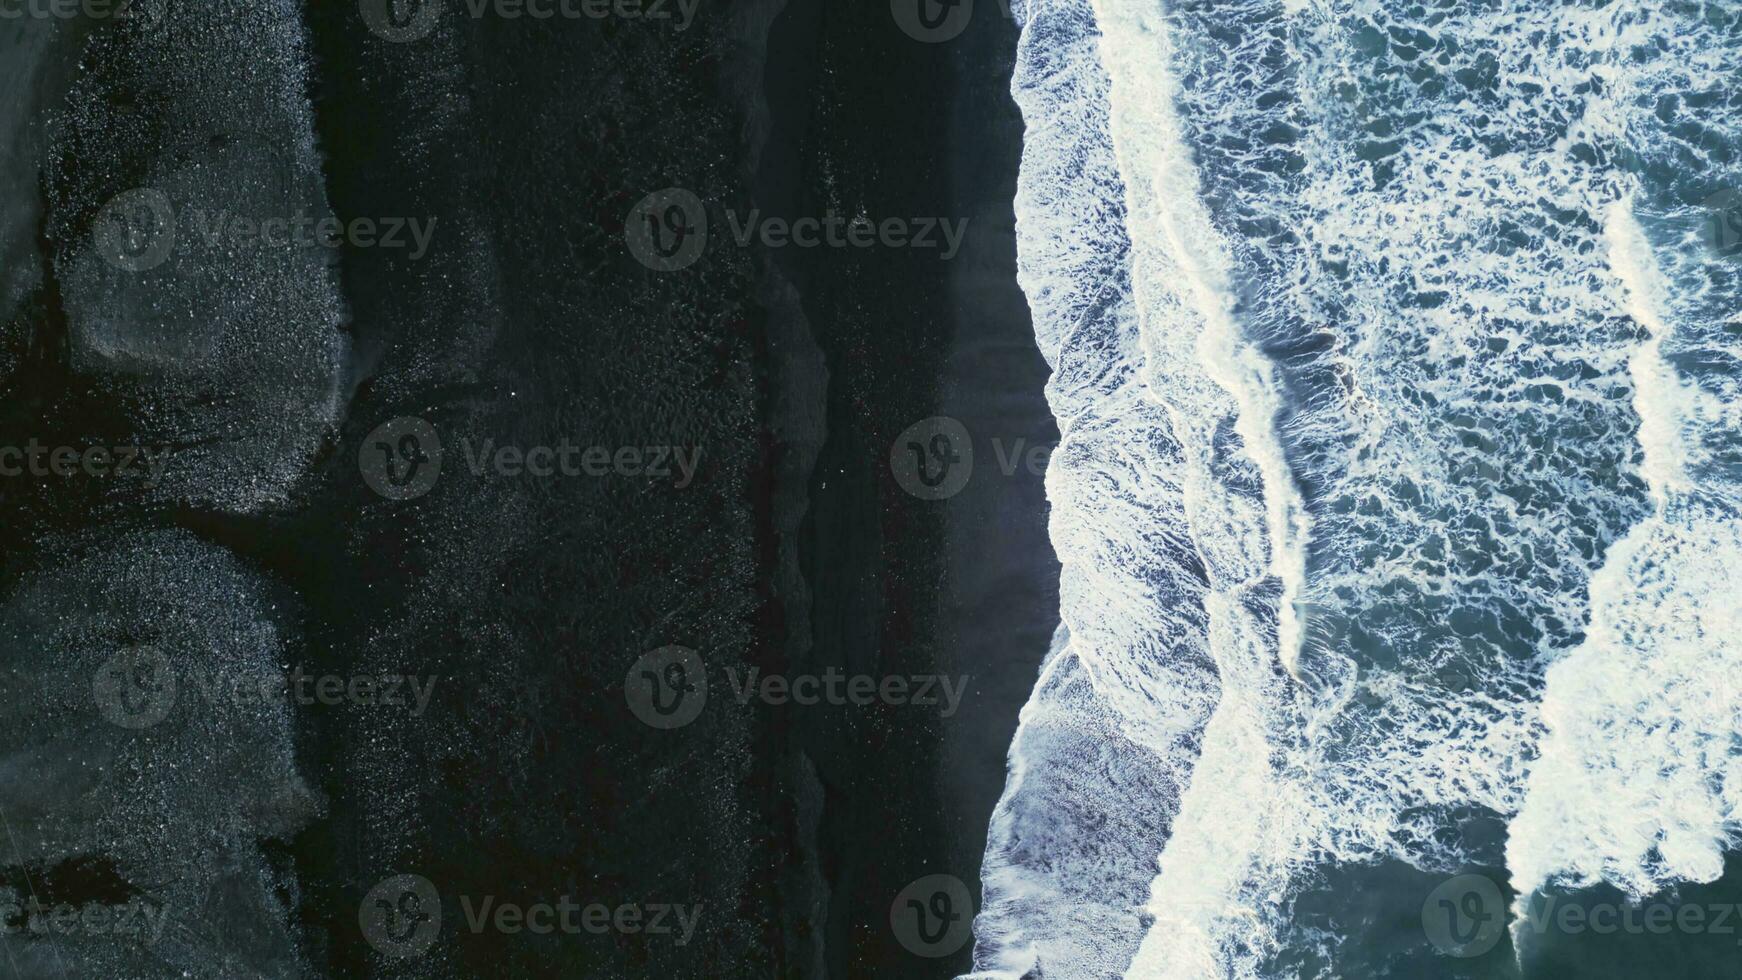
[0,1,1055,977]
[751,1,1057,977]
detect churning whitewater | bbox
[971,0,1742,977]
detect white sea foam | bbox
[1085,0,1326,974]
[982,0,1742,974]
[1508,191,1742,938]
[967,0,1286,973]
[1604,199,1694,505]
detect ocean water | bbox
[973,0,1742,977]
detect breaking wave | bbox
[973,0,1742,976]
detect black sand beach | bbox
[0,1,1054,977]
